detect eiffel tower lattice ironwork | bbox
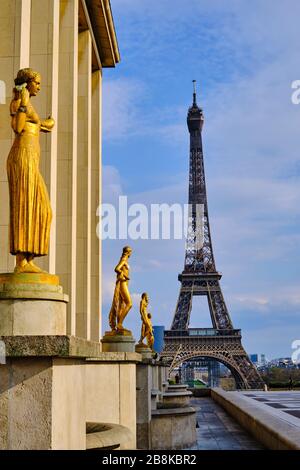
[161,82,264,389]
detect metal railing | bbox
[164,328,241,338]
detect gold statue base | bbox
[0,272,59,286]
[104,328,133,337]
[136,341,149,350]
[0,272,68,336]
[102,330,136,353]
[135,342,154,359]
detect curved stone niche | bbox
[86,422,134,450]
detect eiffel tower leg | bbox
[208,288,233,330]
[233,354,265,389]
[171,290,192,330]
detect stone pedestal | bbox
[151,407,197,450]
[102,331,136,353]
[135,342,154,359]
[150,381,197,449]
[161,383,193,408]
[0,335,101,450]
[136,361,153,449]
[136,360,169,449]
[0,336,141,450]
[0,273,68,336]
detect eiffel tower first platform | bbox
[161,82,264,389]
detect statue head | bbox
[14,68,41,97]
[141,292,149,303]
[122,246,132,257]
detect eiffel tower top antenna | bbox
[192,79,197,106]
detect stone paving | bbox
[190,397,264,450]
[241,391,300,425]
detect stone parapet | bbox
[86,352,142,363]
[211,388,300,450]
[0,335,101,358]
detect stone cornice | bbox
[84,0,120,68]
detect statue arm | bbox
[15,112,26,134]
[13,88,29,135]
[40,116,55,133]
[115,258,129,280]
[139,300,148,325]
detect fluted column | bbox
[76,29,92,338]
[56,0,78,335]
[91,69,102,341]
[29,0,60,273]
[0,0,31,274]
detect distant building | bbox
[153,325,165,353]
[250,354,258,364]
[249,353,268,368]
[267,357,296,369]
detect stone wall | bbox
[0,346,140,450]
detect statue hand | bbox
[45,116,55,129]
[40,116,55,132]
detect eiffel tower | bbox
[161,82,264,389]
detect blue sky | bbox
[101,0,300,360]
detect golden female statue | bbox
[108,246,133,334]
[139,293,154,350]
[7,68,54,273]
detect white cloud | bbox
[102,78,145,139]
[101,276,115,304]
[232,285,300,314]
[102,165,123,204]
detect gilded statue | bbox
[7,68,54,273]
[108,246,133,334]
[138,293,154,350]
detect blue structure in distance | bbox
[153,326,165,353]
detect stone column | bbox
[76,29,92,339]
[91,70,102,342]
[0,0,29,274]
[56,0,78,335]
[20,0,31,68]
[29,0,60,273]
[136,362,152,449]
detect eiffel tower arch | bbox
[161,82,264,390]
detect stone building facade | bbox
[0,0,119,341]
[0,0,142,450]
